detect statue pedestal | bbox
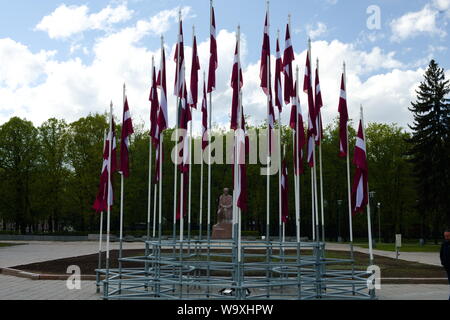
[212,222,232,240]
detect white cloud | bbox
[0,4,430,133]
[35,4,134,39]
[306,22,328,39]
[433,0,450,11]
[390,4,447,42]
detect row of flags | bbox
[92,3,369,229]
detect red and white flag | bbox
[283,23,295,104]
[120,97,134,178]
[157,46,168,133]
[150,65,160,146]
[93,122,117,211]
[188,34,200,109]
[314,65,324,145]
[259,11,275,156]
[207,4,218,93]
[351,120,368,214]
[274,36,283,113]
[289,81,306,176]
[174,18,185,98]
[281,158,289,223]
[338,73,348,157]
[201,78,208,151]
[304,51,316,137]
[230,42,243,131]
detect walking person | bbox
[440,229,450,300]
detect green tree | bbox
[407,60,450,241]
[0,117,39,233]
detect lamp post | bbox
[369,191,376,247]
[337,200,343,242]
[377,202,381,244]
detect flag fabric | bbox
[230,38,248,212]
[304,52,317,137]
[289,81,306,175]
[314,65,324,145]
[274,36,283,113]
[306,130,315,168]
[230,42,243,131]
[157,46,168,133]
[188,34,200,109]
[93,122,117,211]
[207,4,218,93]
[281,158,289,223]
[201,79,208,151]
[174,18,185,97]
[338,73,348,157]
[259,11,275,156]
[260,13,271,94]
[93,132,108,213]
[283,23,295,104]
[178,83,191,174]
[150,65,160,146]
[351,120,368,215]
[120,97,134,178]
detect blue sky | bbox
[0,0,449,130]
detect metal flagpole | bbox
[294,65,301,243]
[148,58,154,241]
[317,58,326,243]
[360,105,374,265]
[97,130,107,288]
[199,71,206,242]
[188,26,195,252]
[277,29,283,245]
[118,84,126,291]
[206,0,214,297]
[180,66,186,243]
[344,62,354,248]
[309,39,320,243]
[173,9,182,242]
[158,36,165,242]
[105,101,113,299]
[266,0,271,246]
[152,182,158,238]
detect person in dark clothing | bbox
[440,230,450,300]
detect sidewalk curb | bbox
[0,268,100,281]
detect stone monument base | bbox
[212,222,232,240]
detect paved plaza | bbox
[0,241,449,300]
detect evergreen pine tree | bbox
[408,60,450,241]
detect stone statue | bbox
[212,188,233,239]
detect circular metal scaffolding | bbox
[96,239,376,300]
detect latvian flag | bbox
[351,120,369,215]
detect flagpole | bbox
[317,59,326,243]
[360,105,374,264]
[158,35,165,242]
[173,9,182,242]
[97,130,107,287]
[105,101,113,298]
[118,84,126,291]
[265,0,271,246]
[277,29,283,245]
[180,66,186,243]
[308,39,320,243]
[199,71,206,242]
[344,62,354,246]
[187,25,195,253]
[148,58,154,241]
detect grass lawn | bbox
[0,242,24,248]
[355,243,441,252]
[12,248,448,283]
